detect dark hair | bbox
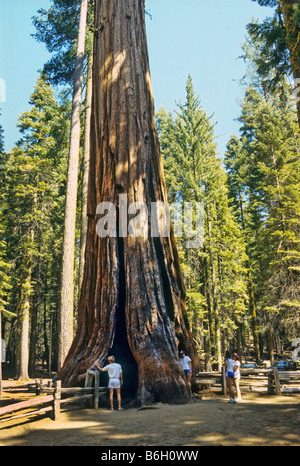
[225,350,231,359]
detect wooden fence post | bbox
[273,368,281,395]
[94,371,99,410]
[267,371,273,394]
[85,371,93,408]
[53,380,61,421]
[222,366,227,395]
[35,379,39,395]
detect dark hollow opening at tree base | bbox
[102,235,139,406]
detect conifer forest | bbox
[0,0,299,402]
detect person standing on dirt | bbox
[225,350,235,402]
[180,350,192,386]
[95,356,124,411]
[232,352,242,402]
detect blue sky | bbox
[0,0,272,154]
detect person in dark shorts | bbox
[225,350,235,402]
[180,350,192,386]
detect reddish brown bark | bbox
[59,0,200,406]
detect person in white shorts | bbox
[232,353,242,402]
[95,356,123,410]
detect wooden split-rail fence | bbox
[196,367,300,395]
[0,372,107,424]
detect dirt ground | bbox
[0,391,300,447]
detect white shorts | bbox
[108,378,121,389]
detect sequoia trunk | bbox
[79,51,93,292]
[59,0,199,405]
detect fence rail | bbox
[0,380,43,398]
[196,367,300,395]
[0,372,107,425]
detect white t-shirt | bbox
[180,355,191,371]
[226,358,234,372]
[102,362,122,379]
[233,360,241,379]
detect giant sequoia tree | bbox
[59,0,199,405]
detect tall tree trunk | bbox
[249,272,261,363]
[18,235,33,381]
[79,50,93,292]
[59,0,199,406]
[18,280,31,380]
[238,189,261,364]
[267,327,274,364]
[43,275,49,370]
[29,260,41,377]
[58,0,88,370]
[206,210,222,370]
[28,287,38,378]
[203,252,212,371]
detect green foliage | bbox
[244,16,291,91]
[251,0,277,6]
[249,0,300,115]
[157,77,248,363]
[3,74,69,370]
[33,0,94,86]
[0,113,12,317]
[225,21,300,347]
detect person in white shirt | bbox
[180,350,192,385]
[232,352,242,402]
[225,350,235,402]
[95,356,123,410]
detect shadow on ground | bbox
[1,394,300,446]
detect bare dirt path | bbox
[1,392,299,446]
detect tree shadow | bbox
[1,396,300,446]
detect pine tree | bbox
[0,114,13,379]
[226,16,300,357]
[225,135,261,363]
[157,77,248,369]
[33,0,94,87]
[251,0,300,125]
[226,19,300,355]
[33,0,94,368]
[58,0,89,370]
[239,86,300,351]
[5,74,68,378]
